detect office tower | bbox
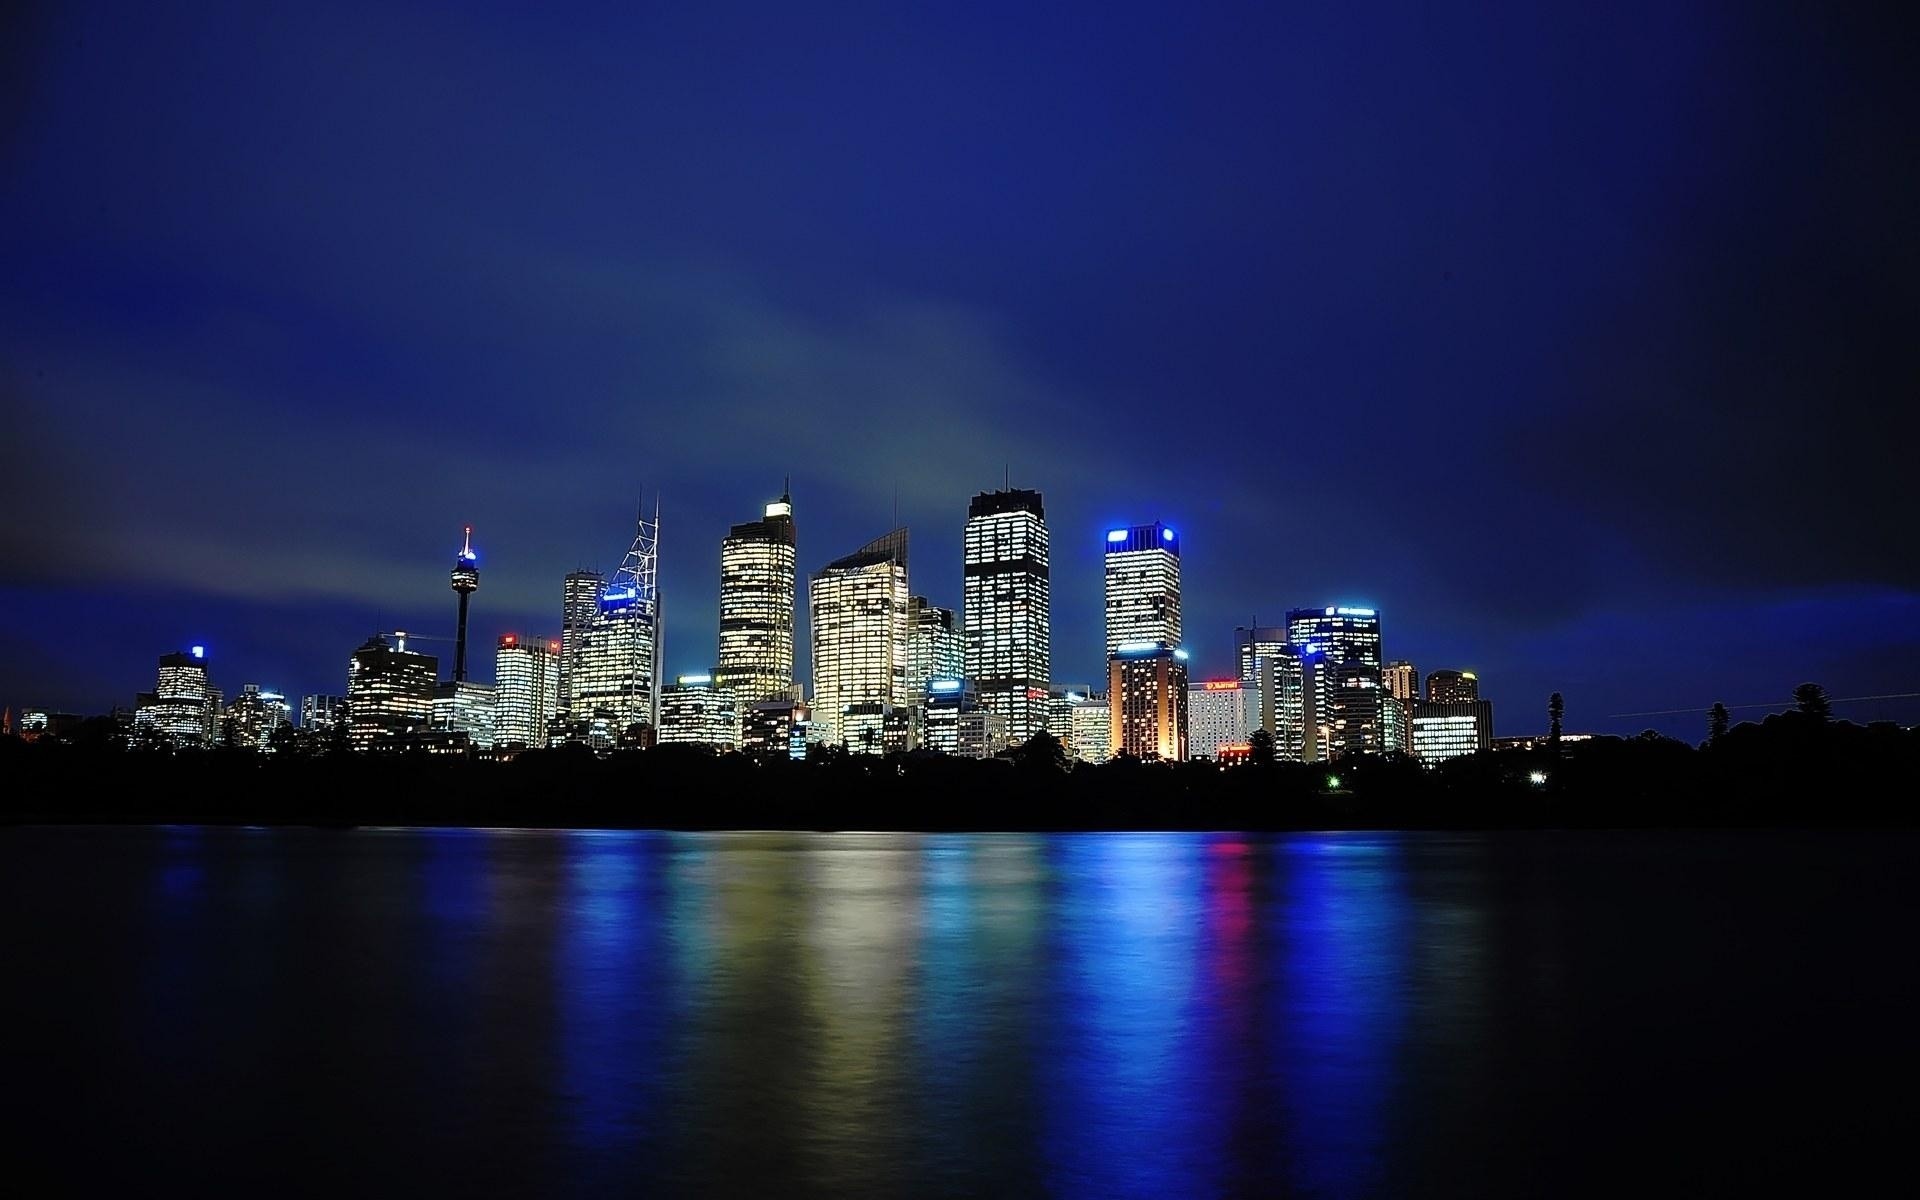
[1108,644,1189,761]
[1329,660,1401,756]
[1251,644,1325,763]
[1235,625,1289,687]
[1070,697,1112,763]
[907,596,965,700]
[132,647,217,747]
[742,698,811,763]
[963,488,1052,743]
[431,680,495,749]
[346,633,436,751]
[1412,699,1495,764]
[225,684,290,750]
[1426,669,1479,703]
[715,487,798,704]
[494,634,560,751]
[1285,607,1383,670]
[808,528,910,750]
[923,677,1005,758]
[573,504,663,741]
[1189,679,1254,759]
[559,570,604,718]
[957,710,1010,759]
[300,694,346,731]
[1382,661,1420,702]
[449,526,480,683]
[1104,523,1181,653]
[657,674,741,750]
[1048,684,1093,751]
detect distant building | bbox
[923,677,974,756]
[809,528,910,750]
[1491,731,1591,753]
[494,634,560,751]
[1189,679,1254,758]
[883,704,922,754]
[558,569,604,721]
[1047,684,1093,752]
[1426,669,1480,703]
[1251,645,1325,763]
[1070,697,1112,763]
[17,710,83,743]
[657,674,740,750]
[1413,699,1495,764]
[1235,625,1289,687]
[714,488,798,705]
[346,634,436,751]
[300,694,346,731]
[1109,644,1189,761]
[1381,661,1420,702]
[1104,523,1181,654]
[742,698,811,763]
[963,488,1052,743]
[907,596,965,700]
[224,684,290,750]
[432,680,496,750]
[956,710,1010,759]
[572,509,662,742]
[133,647,217,748]
[1329,660,1393,757]
[1289,607,1385,756]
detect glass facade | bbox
[808,528,910,750]
[1104,523,1181,654]
[715,493,797,705]
[963,489,1051,743]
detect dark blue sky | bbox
[2,1,1915,738]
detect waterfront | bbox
[4,827,1913,1196]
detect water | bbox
[3,827,1914,1196]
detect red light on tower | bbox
[503,634,517,646]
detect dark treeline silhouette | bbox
[3,706,1914,831]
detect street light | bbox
[1529,770,1548,786]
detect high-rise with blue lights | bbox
[1104,523,1181,654]
[1108,643,1189,761]
[572,503,662,742]
[963,488,1051,744]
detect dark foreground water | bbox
[3,828,1916,1197]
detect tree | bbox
[1248,727,1276,767]
[1012,731,1070,772]
[1708,702,1730,746]
[1548,692,1564,744]
[1793,683,1831,723]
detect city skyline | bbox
[1,3,1914,738]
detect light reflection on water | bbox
[7,826,1912,1197]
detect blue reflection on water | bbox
[1273,834,1409,1197]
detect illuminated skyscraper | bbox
[1250,644,1326,763]
[558,569,604,720]
[1070,697,1112,763]
[449,526,480,683]
[572,503,662,740]
[1412,699,1495,763]
[1235,625,1289,687]
[808,528,910,750]
[1286,606,1384,757]
[1427,669,1479,703]
[494,634,560,751]
[224,684,290,750]
[133,647,217,747]
[657,674,741,750]
[715,487,797,704]
[432,680,496,749]
[1189,679,1254,758]
[1104,523,1181,654]
[1285,607,1383,671]
[300,694,345,731]
[1382,660,1420,702]
[963,488,1052,743]
[1108,643,1189,761]
[907,596,965,699]
[346,633,436,751]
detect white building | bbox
[1413,699,1495,764]
[809,528,910,750]
[963,488,1052,743]
[1104,523,1181,654]
[1188,679,1254,758]
[715,490,797,705]
[1070,698,1112,763]
[495,634,560,751]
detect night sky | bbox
[2,1,1915,738]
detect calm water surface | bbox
[4,827,1915,1196]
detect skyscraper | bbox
[449,526,479,683]
[1329,660,1393,757]
[1070,697,1112,763]
[1427,669,1479,703]
[1104,523,1181,654]
[809,528,910,750]
[1251,644,1325,763]
[1235,625,1289,688]
[559,569,604,719]
[1109,644,1189,761]
[963,488,1052,743]
[715,487,797,704]
[1284,607,1383,670]
[494,634,560,751]
[1382,660,1420,702]
[572,504,662,741]
[907,596,965,700]
[431,680,496,749]
[133,647,217,747]
[346,633,436,751]
[1286,606,1384,757]
[1189,679,1254,759]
